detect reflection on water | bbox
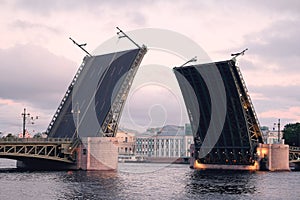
[186,170,256,195]
[58,170,120,200]
[183,170,258,199]
[0,160,299,200]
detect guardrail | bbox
[0,138,73,143]
[290,146,300,151]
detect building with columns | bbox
[135,124,194,158]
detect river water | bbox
[0,159,299,200]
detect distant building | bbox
[115,131,135,155]
[265,130,284,144]
[261,126,283,144]
[135,124,194,158]
[33,132,48,138]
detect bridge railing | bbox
[0,137,73,143]
[290,146,300,151]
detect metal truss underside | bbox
[102,46,147,137]
[0,138,77,163]
[289,146,300,161]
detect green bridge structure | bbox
[289,146,300,162]
[0,138,78,169]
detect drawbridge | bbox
[0,29,147,169]
[174,58,264,168]
[0,29,290,170]
[47,46,147,138]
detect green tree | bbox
[283,123,300,146]
[3,133,17,140]
[33,132,42,138]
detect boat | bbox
[118,155,146,163]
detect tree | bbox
[33,132,42,138]
[283,123,300,147]
[2,133,17,140]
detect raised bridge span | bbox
[174,59,289,171]
[0,40,147,169]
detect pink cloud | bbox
[0,98,18,106]
[260,106,300,122]
[249,92,270,101]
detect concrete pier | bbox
[191,143,290,171]
[76,137,118,171]
[257,143,290,171]
[294,162,300,170]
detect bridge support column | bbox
[16,160,26,168]
[77,137,118,170]
[294,163,300,171]
[257,143,290,171]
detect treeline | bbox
[283,122,300,147]
[0,132,45,139]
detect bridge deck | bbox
[0,138,76,164]
[289,146,300,162]
[0,138,73,144]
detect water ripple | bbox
[0,160,299,200]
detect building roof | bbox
[157,125,185,136]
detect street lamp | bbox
[21,108,38,138]
[273,119,281,143]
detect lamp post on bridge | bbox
[273,119,281,143]
[278,119,281,143]
[21,108,38,139]
[21,108,30,138]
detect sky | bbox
[0,0,299,134]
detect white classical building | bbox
[135,124,194,158]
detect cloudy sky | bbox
[0,0,299,134]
